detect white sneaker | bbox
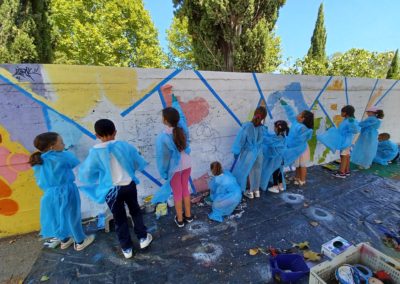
[139,233,153,249]
[268,186,280,194]
[122,247,133,259]
[254,190,260,198]
[244,190,254,199]
[278,183,284,192]
[60,238,73,249]
[74,234,95,251]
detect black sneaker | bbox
[332,171,347,179]
[174,216,184,228]
[184,215,194,223]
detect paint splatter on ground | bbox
[24,166,400,283]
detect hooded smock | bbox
[317,118,360,152]
[78,140,147,203]
[231,122,265,191]
[32,151,86,243]
[152,97,191,204]
[373,140,399,165]
[260,131,287,191]
[208,171,242,222]
[351,116,381,168]
[281,103,313,166]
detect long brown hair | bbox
[162,107,187,152]
[252,106,267,127]
[29,132,59,166]
[210,161,223,176]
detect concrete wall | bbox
[0,64,399,237]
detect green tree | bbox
[328,49,394,79]
[50,0,165,67]
[166,16,196,69]
[172,0,285,72]
[307,3,327,63]
[0,0,39,63]
[386,49,399,79]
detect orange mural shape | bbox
[0,179,19,216]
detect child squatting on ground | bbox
[374,133,399,165]
[232,106,267,199]
[78,119,152,259]
[29,132,95,251]
[280,99,314,186]
[317,105,360,179]
[208,161,242,222]
[152,85,193,228]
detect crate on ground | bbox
[309,243,400,284]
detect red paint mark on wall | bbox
[193,173,210,192]
[164,95,210,126]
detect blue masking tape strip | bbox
[344,77,349,104]
[141,170,162,187]
[42,106,52,130]
[252,73,273,119]
[189,176,197,193]
[121,69,182,117]
[0,74,96,139]
[230,157,238,172]
[374,79,399,106]
[309,76,333,110]
[158,89,167,108]
[195,70,242,126]
[318,100,336,128]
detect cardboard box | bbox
[321,236,353,259]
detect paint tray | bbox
[269,254,310,282]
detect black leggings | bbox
[272,169,282,186]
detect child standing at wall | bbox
[208,161,242,222]
[317,105,360,178]
[232,106,267,199]
[78,119,152,259]
[152,86,192,228]
[260,120,289,193]
[351,107,384,169]
[29,132,95,251]
[280,100,314,186]
[374,133,399,165]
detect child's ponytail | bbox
[274,120,289,137]
[375,109,384,119]
[252,106,267,127]
[29,152,43,166]
[162,107,187,152]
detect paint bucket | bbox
[269,254,310,282]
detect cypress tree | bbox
[307,3,327,62]
[386,49,399,79]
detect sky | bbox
[143,0,400,62]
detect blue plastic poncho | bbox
[78,140,147,204]
[231,122,265,191]
[260,131,287,191]
[351,116,381,168]
[317,118,360,152]
[208,171,242,222]
[373,140,399,165]
[281,104,313,166]
[152,97,191,204]
[32,151,86,243]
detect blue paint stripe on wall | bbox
[374,79,399,106]
[317,100,336,128]
[195,70,242,126]
[252,73,273,119]
[121,69,182,117]
[189,176,197,194]
[141,170,162,187]
[158,89,167,108]
[344,77,349,104]
[309,76,333,110]
[0,74,96,139]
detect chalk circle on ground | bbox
[192,243,223,264]
[186,220,210,235]
[280,193,305,204]
[306,206,334,222]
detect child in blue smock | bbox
[78,119,152,259]
[351,106,384,169]
[152,85,193,228]
[374,133,399,165]
[317,105,360,178]
[232,106,267,199]
[280,100,314,186]
[260,120,289,193]
[208,162,242,222]
[29,132,94,251]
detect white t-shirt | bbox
[94,140,132,186]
